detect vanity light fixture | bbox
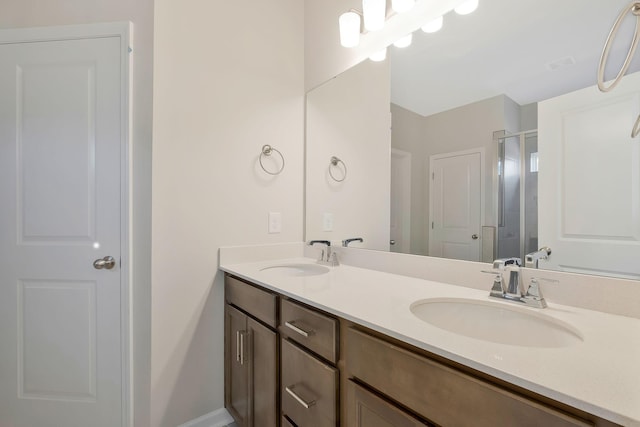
[393,33,413,48]
[339,0,479,59]
[454,0,479,15]
[421,15,444,33]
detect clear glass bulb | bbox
[455,0,479,15]
[422,15,443,33]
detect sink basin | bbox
[259,263,330,277]
[410,298,583,348]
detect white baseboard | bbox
[177,408,234,427]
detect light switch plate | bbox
[268,212,282,234]
[323,213,334,232]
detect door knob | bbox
[390,240,396,245]
[93,256,116,270]
[471,234,479,240]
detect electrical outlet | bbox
[268,212,282,234]
[323,213,334,232]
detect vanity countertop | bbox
[220,257,640,427]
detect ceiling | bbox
[390,0,640,116]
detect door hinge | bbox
[432,172,434,180]
[432,221,434,229]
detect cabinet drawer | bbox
[348,380,431,427]
[346,328,593,427]
[280,298,338,363]
[225,274,277,328]
[281,338,338,427]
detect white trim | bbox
[0,22,133,427]
[177,408,235,427]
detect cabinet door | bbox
[225,304,248,426]
[347,381,430,427]
[247,317,278,427]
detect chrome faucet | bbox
[483,257,551,308]
[308,240,339,266]
[525,247,552,269]
[342,237,363,247]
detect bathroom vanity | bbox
[221,251,640,427]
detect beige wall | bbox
[392,95,525,256]
[152,0,304,425]
[0,3,154,426]
[390,104,429,255]
[306,60,391,250]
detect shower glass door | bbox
[496,130,538,260]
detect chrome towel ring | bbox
[598,1,640,93]
[259,144,285,175]
[329,156,347,182]
[598,1,640,137]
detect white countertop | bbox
[220,257,640,426]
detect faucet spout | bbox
[342,237,363,247]
[525,247,551,269]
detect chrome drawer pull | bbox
[285,385,316,409]
[285,321,313,338]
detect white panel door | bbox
[429,150,482,261]
[0,36,124,426]
[390,149,411,253]
[538,72,640,279]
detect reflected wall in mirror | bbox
[305,0,640,279]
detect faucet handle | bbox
[524,277,558,308]
[481,270,506,296]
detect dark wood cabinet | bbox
[347,380,430,427]
[224,277,278,427]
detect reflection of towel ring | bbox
[329,156,347,182]
[598,1,640,93]
[259,145,285,175]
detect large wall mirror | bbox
[305,0,640,280]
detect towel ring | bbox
[259,145,285,175]
[328,156,347,182]
[597,1,640,92]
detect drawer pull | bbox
[239,331,245,365]
[285,321,314,338]
[285,385,316,409]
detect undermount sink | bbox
[259,263,330,277]
[410,298,583,348]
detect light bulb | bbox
[455,0,479,15]
[369,48,387,62]
[393,33,413,48]
[421,15,443,33]
[339,12,361,47]
[392,0,415,13]
[363,0,386,31]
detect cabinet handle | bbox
[285,321,313,338]
[239,331,245,366]
[285,385,316,409]
[236,331,241,362]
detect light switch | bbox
[269,212,282,234]
[323,213,334,232]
